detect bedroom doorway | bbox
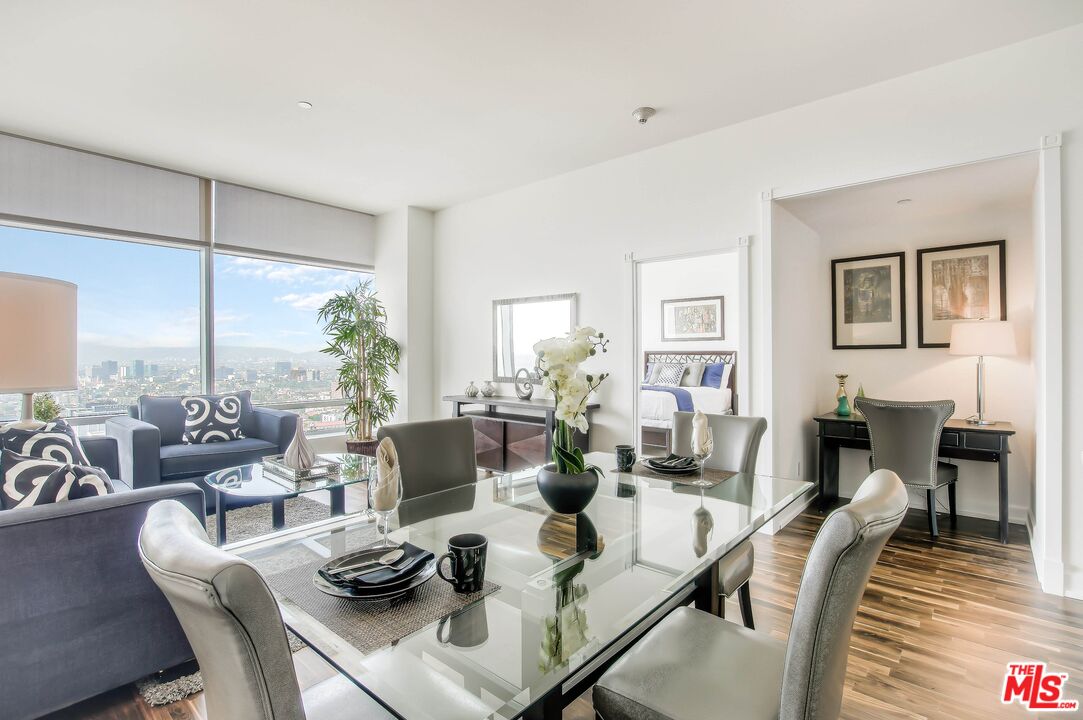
[633,248,748,457]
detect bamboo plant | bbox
[317,279,400,443]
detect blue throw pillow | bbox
[701,362,731,389]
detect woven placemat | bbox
[260,546,499,655]
[619,461,736,487]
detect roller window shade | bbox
[0,134,200,241]
[213,183,374,268]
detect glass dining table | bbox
[229,451,813,720]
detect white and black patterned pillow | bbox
[182,395,245,444]
[0,449,113,510]
[654,363,685,387]
[0,419,89,465]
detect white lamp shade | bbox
[948,320,1017,357]
[0,272,78,393]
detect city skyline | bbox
[0,225,371,357]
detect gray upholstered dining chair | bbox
[672,412,767,628]
[377,417,478,501]
[594,469,908,720]
[854,397,957,539]
[139,500,392,720]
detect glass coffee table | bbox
[205,453,373,546]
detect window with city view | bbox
[0,224,372,436]
[212,253,371,434]
[0,224,201,425]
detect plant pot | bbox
[346,438,379,457]
[536,463,598,515]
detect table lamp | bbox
[949,319,1016,425]
[0,272,78,423]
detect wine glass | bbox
[691,427,714,488]
[368,470,402,548]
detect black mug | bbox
[437,533,488,593]
[615,444,637,471]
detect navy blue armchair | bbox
[0,435,205,720]
[106,390,297,511]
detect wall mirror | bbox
[493,293,578,383]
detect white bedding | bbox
[640,386,733,428]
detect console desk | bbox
[814,411,1015,543]
[444,395,600,473]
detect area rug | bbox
[138,496,361,706]
[205,494,341,545]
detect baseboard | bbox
[1064,565,1083,601]
[761,488,816,535]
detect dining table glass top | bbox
[230,452,813,720]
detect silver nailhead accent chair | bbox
[672,412,767,628]
[854,397,957,539]
[138,500,392,720]
[593,469,908,720]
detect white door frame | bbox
[758,135,1065,595]
[627,240,752,455]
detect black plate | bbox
[643,459,700,476]
[313,557,438,601]
[323,547,428,585]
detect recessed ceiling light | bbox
[897,198,912,204]
[297,101,313,110]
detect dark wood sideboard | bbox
[444,395,600,472]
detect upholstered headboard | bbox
[643,351,738,414]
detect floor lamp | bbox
[949,319,1016,426]
[0,272,78,424]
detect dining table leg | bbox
[524,688,563,720]
[694,561,721,616]
[329,485,346,516]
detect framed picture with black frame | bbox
[917,239,1006,348]
[830,251,906,349]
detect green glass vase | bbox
[835,374,851,416]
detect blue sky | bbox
[0,225,370,353]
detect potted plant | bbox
[318,279,400,456]
[532,327,609,513]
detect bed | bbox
[640,351,738,451]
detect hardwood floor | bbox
[45,503,1083,719]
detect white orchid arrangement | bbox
[533,327,609,477]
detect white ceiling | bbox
[1,1,1080,214]
[777,153,1039,234]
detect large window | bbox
[213,254,371,433]
[0,224,201,424]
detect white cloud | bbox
[275,291,337,311]
[220,256,367,288]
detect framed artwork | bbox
[831,252,906,349]
[661,296,724,341]
[917,240,1006,347]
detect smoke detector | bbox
[632,107,656,124]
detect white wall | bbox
[639,252,739,353]
[777,196,1036,523]
[375,206,434,424]
[769,206,826,482]
[432,25,1083,595]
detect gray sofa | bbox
[0,435,205,720]
[106,390,297,512]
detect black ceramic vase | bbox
[536,464,598,514]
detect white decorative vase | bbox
[283,422,317,470]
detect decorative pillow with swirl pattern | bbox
[0,419,90,465]
[0,449,113,510]
[181,395,246,444]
